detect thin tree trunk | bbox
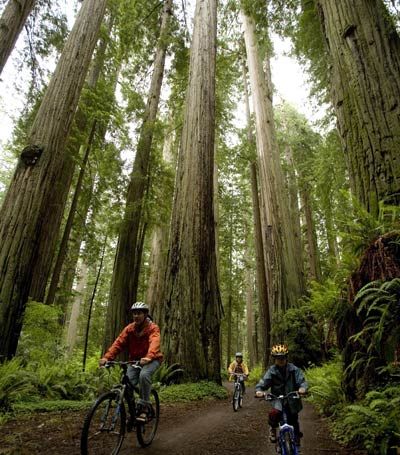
[316,0,400,214]
[82,235,107,371]
[245,242,255,369]
[0,0,37,75]
[45,121,97,307]
[162,0,222,382]
[0,0,107,360]
[300,186,321,281]
[66,260,88,352]
[104,0,173,350]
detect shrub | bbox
[306,358,345,417]
[158,381,228,402]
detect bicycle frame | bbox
[265,392,300,455]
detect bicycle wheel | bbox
[81,391,126,455]
[238,385,243,408]
[282,431,295,455]
[136,389,160,447]
[232,386,240,412]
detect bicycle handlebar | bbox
[104,360,142,369]
[255,391,302,400]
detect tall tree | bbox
[162,0,222,381]
[316,0,400,214]
[0,0,37,75]
[241,7,305,313]
[103,0,173,349]
[242,58,271,367]
[0,0,107,360]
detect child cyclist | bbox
[228,352,249,394]
[255,344,307,446]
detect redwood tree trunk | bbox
[316,0,400,214]
[104,0,172,350]
[242,58,271,368]
[0,0,36,74]
[241,10,305,313]
[162,0,222,382]
[0,0,107,360]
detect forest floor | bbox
[0,386,366,455]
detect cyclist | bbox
[255,344,307,446]
[228,352,249,394]
[99,301,163,422]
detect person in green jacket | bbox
[255,344,307,446]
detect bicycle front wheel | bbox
[136,389,160,447]
[232,386,240,412]
[81,391,126,455]
[282,431,295,455]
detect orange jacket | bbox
[103,319,163,362]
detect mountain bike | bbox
[231,372,246,412]
[80,360,159,454]
[259,391,301,455]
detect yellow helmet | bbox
[271,344,289,357]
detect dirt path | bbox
[0,386,365,455]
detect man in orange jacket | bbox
[99,301,163,421]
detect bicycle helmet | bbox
[235,352,243,358]
[130,301,149,311]
[271,344,289,357]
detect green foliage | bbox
[0,359,37,412]
[247,364,264,386]
[333,386,400,454]
[152,363,184,387]
[17,302,64,363]
[158,381,228,403]
[271,305,326,368]
[306,358,345,417]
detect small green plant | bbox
[306,358,345,417]
[247,364,264,386]
[332,385,400,454]
[153,363,184,387]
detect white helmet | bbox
[130,301,149,311]
[235,352,243,357]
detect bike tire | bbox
[232,387,240,412]
[81,390,126,455]
[136,389,160,447]
[282,431,295,455]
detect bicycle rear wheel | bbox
[136,389,160,447]
[81,391,126,455]
[232,386,240,412]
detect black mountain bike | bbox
[232,373,246,412]
[81,361,159,454]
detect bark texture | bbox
[0,0,36,75]
[162,0,222,382]
[242,11,305,313]
[0,0,107,360]
[104,0,172,350]
[242,58,270,368]
[317,0,400,214]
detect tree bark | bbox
[0,0,36,75]
[104,0,172,350]
[45,121,97,307]
[66,260,88,352]
[316,0,400,214]
[245,241,255,369]
[162,0,222,382]
[0,0,107,360]
[242,58,271,368]
[241,10,305,313]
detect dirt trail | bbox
[0,386,365,455]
